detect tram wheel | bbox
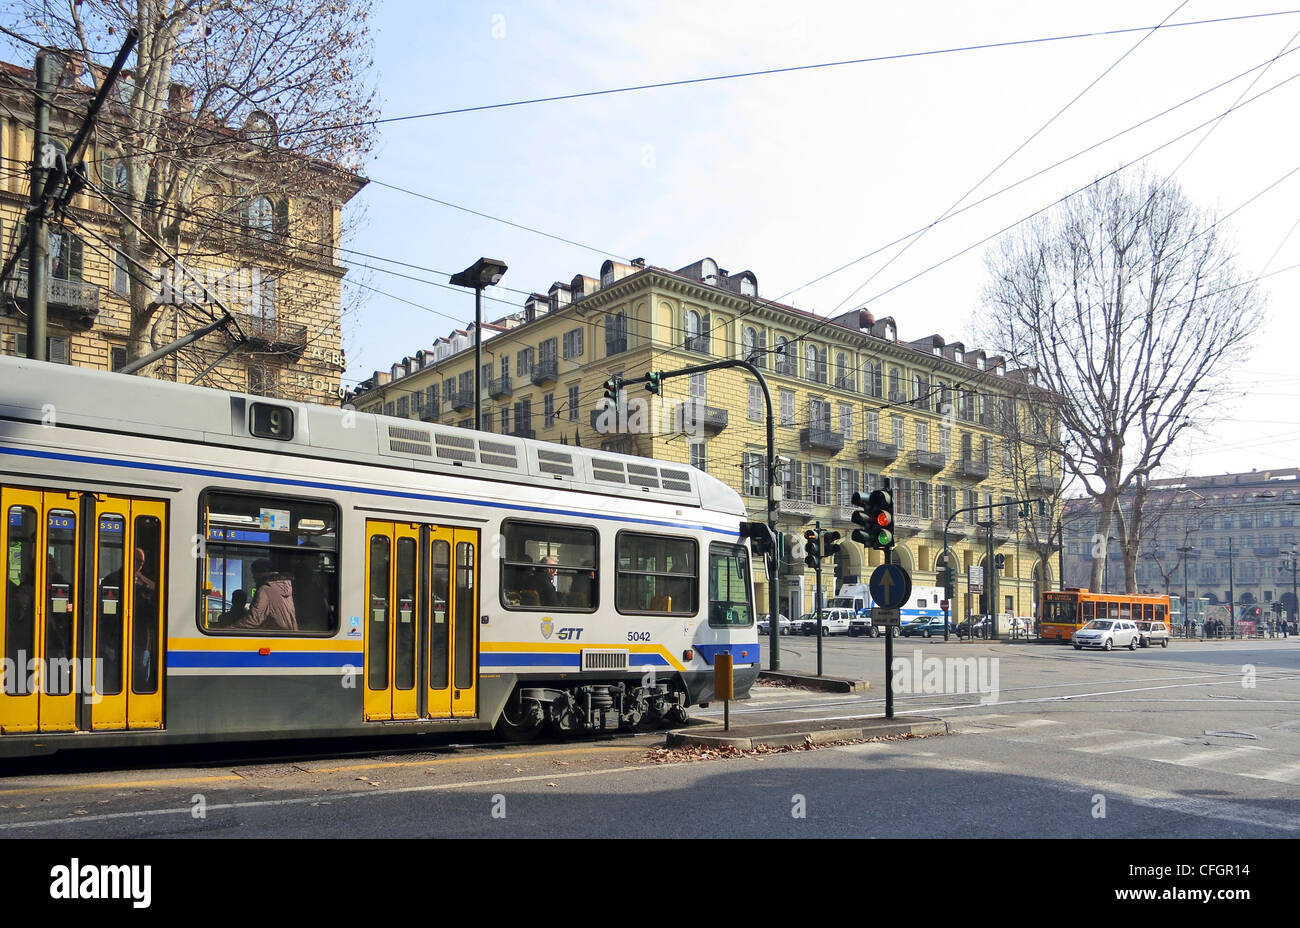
[495,696,546,742]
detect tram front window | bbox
[708,543,753,628]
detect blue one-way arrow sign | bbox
[869,563,912,610]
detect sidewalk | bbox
[666,714,950,750]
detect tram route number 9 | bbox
[250,402,295,441]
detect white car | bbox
[797,609,855,636]
[1073,619,1140,651]
[758,613,791,636]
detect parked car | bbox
[796,609,855,636]
[900,617,951,638]
[1073,619,1140,651]
[758,613,792,636]
[1136,620,1170,648]
[849,614,899,637]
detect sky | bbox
[8,1,1300,482]
[348,0,1300,484]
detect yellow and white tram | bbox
[0,356,759,756]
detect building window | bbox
[241,194,274,238]
[567,384,579,421]
[866,360,883,398]
[916,421,929,453]
[775,336,797,376]
[742,326,766,367]
[891,415,905,450]
[748,383,762,421]
[516,347,534,377]
[690,439,707,472]
[839,403,853,441]
[780,390,795,427]
[808,463,828,505]
[544,393,555,428]
[396,395,409,418]
[606,310,627,356]
[743,452,766,497]
[563,328,583,360]
[112,247,130,296]
[690,371,706,400]
[836,468,857,507]
[866,409,880,442]
[809,398,831,431]
[684,309,709,353]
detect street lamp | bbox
[449,257,508,431]
[1177,545,1193,637]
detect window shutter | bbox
[69,234,83,281]
[274,198,289,236]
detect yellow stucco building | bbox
[350,256,1062,623]
[0,60,364,403]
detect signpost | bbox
[870,563,912,720]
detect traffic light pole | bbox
[942,496,1048,643]
[814,523,824,676]
[615,359,781,669]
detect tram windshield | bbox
[708,543,753,628]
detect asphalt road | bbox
[2,637,1296,842]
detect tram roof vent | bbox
[536,447,576,477]
[386,424,433,457]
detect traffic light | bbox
[645,371,662,396]
[602,377,621,404]
[739,521,775,559]
[994,553,1005,571]
[851,487,894,550]
[823,531,842,560]
[804,529,820,569]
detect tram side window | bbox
[615,533,697,615]
[199,491,339,634]
[1082,601,1094,623]
[708,542,753,628]
[500,520,597,612]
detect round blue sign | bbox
[869,564,912,609]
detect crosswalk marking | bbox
[964,722,1300,785]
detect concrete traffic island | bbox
[758,669,869,692]
[665,715,950,751]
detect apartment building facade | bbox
[0,60,364,402]
[350,256,1062,622]
[1062,468,1300,618]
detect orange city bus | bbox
[1040,588,1172,642]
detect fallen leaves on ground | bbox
[641,733,918,764]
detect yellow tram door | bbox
[427,527,478,719]
[363,521,421,721]
[89,497,166,731]
[0,488,81,733]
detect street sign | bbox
[940,599,949,610]
[968,565,984,594]
[869,564,912,609]
[873,607,901,626]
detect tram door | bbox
[363,521,478,722]
[88,497,166,731]
[0,488,165,734]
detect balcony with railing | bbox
[419,401,442,422]
[893,512,924,536]
[530,358,558,386]
[509,423,536,440]
[234,311,309,354]
[800,427,845,454]
[489,375,513,400]
[673,401,728,434]
[448,389,474,413]
[857,439,898,464]
[909,450,945,473]
[775,496,814,520]
[1027,473,1058,493]
[6,272,101,329]
[953,457,989,480]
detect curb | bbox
[758,670,869,693]
[665,716,950,751]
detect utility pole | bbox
[1178,544,1192,636]
[26,50,54,362]
[1228,535,1236,639]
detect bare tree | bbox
[8,0,376,377]
[981,168,1263,593]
